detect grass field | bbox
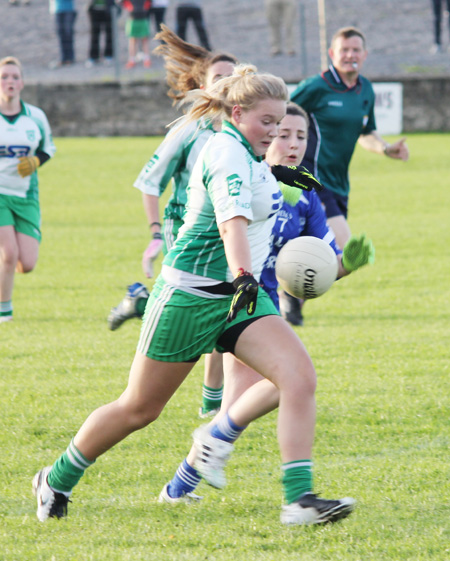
[1,134,449,561]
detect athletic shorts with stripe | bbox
[0,194,41,241]
[137,275,280,362]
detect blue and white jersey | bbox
[0,101,55,200]
[260,190,342,308]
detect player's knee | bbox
[1,245,19,270]
[124,403,164,431]
[279,363,317,396]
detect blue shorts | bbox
[317,186,348,219]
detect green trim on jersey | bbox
[220,121,263,163]
[134,118,215,222]
[163,122,281,282]
[0,101,55,201]
[291,65,376,197]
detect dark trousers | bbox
[88,8,113,60]
[148,7,166,34]
[176,5,211,50]
[431,0,450,44]
[55,10,77,63]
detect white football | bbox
[275,236,338,299]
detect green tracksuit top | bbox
[291,65,376,197]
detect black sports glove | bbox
[271,165,323,192]
[227,274,259,323]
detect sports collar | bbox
[221,121,262,162]
[0,100,26,124]
[322,64,363,93]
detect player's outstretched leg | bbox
[107,282,149,330]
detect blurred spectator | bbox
[148,0,169,36]
[122,0,152,68]
[430,0,450,53]
[265,0,296,56]
[176,1,211,51]
[86,0,115,67]
[49,0,77,67]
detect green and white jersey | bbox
[163,121,283,285]
[0,101,55,200]
[291,65,376,197]
[133,116,215,221]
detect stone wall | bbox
[23,81,178,137]
[399,76,450,132]
[23,76,450,137]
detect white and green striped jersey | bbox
[0,101,55,200]
[133,117,215,221]
[164,121,283,283]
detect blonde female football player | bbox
[33,65,355,526]
[108,25,237,417]
[159,103,373,522]
[0,57,55,323]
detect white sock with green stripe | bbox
[47,439,96,494]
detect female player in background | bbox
[0,56,55,323]
[33,66,356,526]
[261,102,374,324]
[107,25,237,417]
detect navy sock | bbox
[167,459,201,498]
[210,412,247,443]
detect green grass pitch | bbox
[1,134,449,560]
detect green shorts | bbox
[137,276,279,362]
[126,18,150,38]
[0,194,41,241]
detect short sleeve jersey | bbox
[291,65,376,197]
[260,190,342,307]
[134,117,215,222]
[164,121,283,283]
[0,101,56,200]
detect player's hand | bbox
[342,233,375,272]
[142,234,163,278]
[271,165,323,192]
[227,272,258,323]
[385,137,409,161]
[17,156,40,178]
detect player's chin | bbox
[258,142,273,156]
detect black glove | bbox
[227,274,258,323]
[271,165,323,192]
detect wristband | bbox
[236,267,253,278]
[152,232,162,240]
[149,221,161,228]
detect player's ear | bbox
[231,105,242,123]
